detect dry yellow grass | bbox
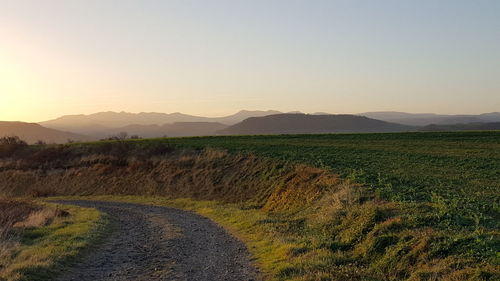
[0,199,104,281]
[13,208,68,228]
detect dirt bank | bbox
[0,147,340,212]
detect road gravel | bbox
[52,200,259,281]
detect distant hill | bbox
[0,122,92,144]
[359,111,500,126]
[212,110,282,125]
[419,122,500,132]
[39,110,281,135]
[219,114,414,135]
[109,122,228,138]
[39,111,207,135]
[162,122,228,137]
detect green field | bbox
[158,131,499,229]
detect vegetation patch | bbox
[0,198,106,281]
[0,131,499,280]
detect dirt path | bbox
[52,200,259,281]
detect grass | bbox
[0,199,106,281]
[0,199,39,241]
[160,131,500,230]
[1,131,499,280]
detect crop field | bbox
[163,131,500,230]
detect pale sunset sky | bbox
[0,0,499,122]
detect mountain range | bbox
[0,122,91,144]
[39,110,281,136]
[1,110,499,144]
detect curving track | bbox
[53,200,259,281]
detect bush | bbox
[26,146,72,169]
[0,136,28,158]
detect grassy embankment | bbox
[0,131,499,280]
[0,198,105,281]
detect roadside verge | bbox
[0,201,107,281]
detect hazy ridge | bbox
[0,122,91,144]
[359,111,500,126]
[2,110,500,143]
[219,113,414,135]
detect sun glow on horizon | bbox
[1,0,499,122]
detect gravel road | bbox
[52,200,260,281]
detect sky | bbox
[1,0,499,122]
